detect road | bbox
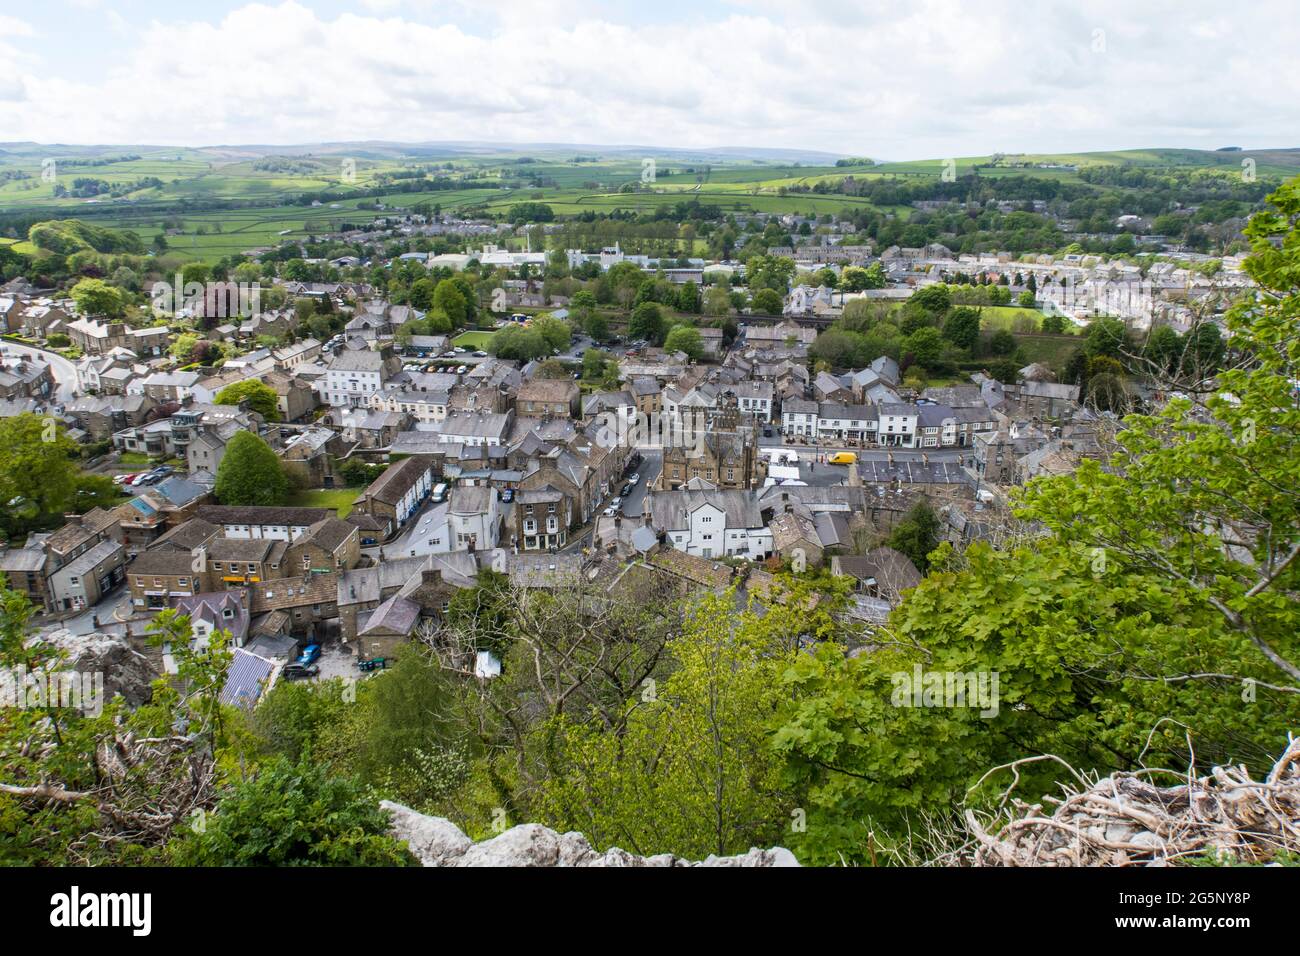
[46,584,137,637]
[757,432,964,463]
[612,448,660,517]
[2,343,79,403]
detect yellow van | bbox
[828,452,857,465]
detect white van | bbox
[431,482,448,503]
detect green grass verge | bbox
[452,331,496,350]
[287,487,362,518]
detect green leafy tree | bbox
[1085,316,1128,358]
[663,324,703,360]
[168,758,416,866]
[902,326,944,369]
[988,328,1017,355]
[432,278,469,327]
[628,302,665,344]
[775,179,1300,865]
[703,284,732,317]
[910,284,951,316]
[214,378,280,422]
[750,288,784,315]
[491,325,549,361]
[214,431,288,506]
[0,414,81,524]
[531,315,572,353]
[676,281,701,314]
[885,500,942,573]
[69,278,124,318]
[539,589,798,858]
[1040,313,1067,334]
[942,306,981,351]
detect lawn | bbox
[452,330,497,350]
[1012,332,1084,367]
[288,487,362,518]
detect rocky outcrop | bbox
[382,801,800,867]
[35,628,160,708]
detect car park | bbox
[281,663,319,681]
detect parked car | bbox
[610,496,622,510]
[452,346,466,354]
[620,482,632,497]
[828,452,858,465]
[602,505,618,517]
[113,473,140,485]
[152,465,175,477]
[281,663,319,681]
[457,365,468,374]
[296,643,321,667]
[473,350,488,357]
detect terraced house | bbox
[351,456,436,538]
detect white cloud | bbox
[0,0,1294,156]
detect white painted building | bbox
[324,350,388,407]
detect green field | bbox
[3,143,1297,264]
[288,487,361,517]
[452,330,497,350]
[1011,332,1085,367]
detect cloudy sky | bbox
[0,0,1295,158]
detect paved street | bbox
[39,584,138,637]
[612,448,660,516]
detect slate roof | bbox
[358,593,421,637]
[220,648,277,710]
